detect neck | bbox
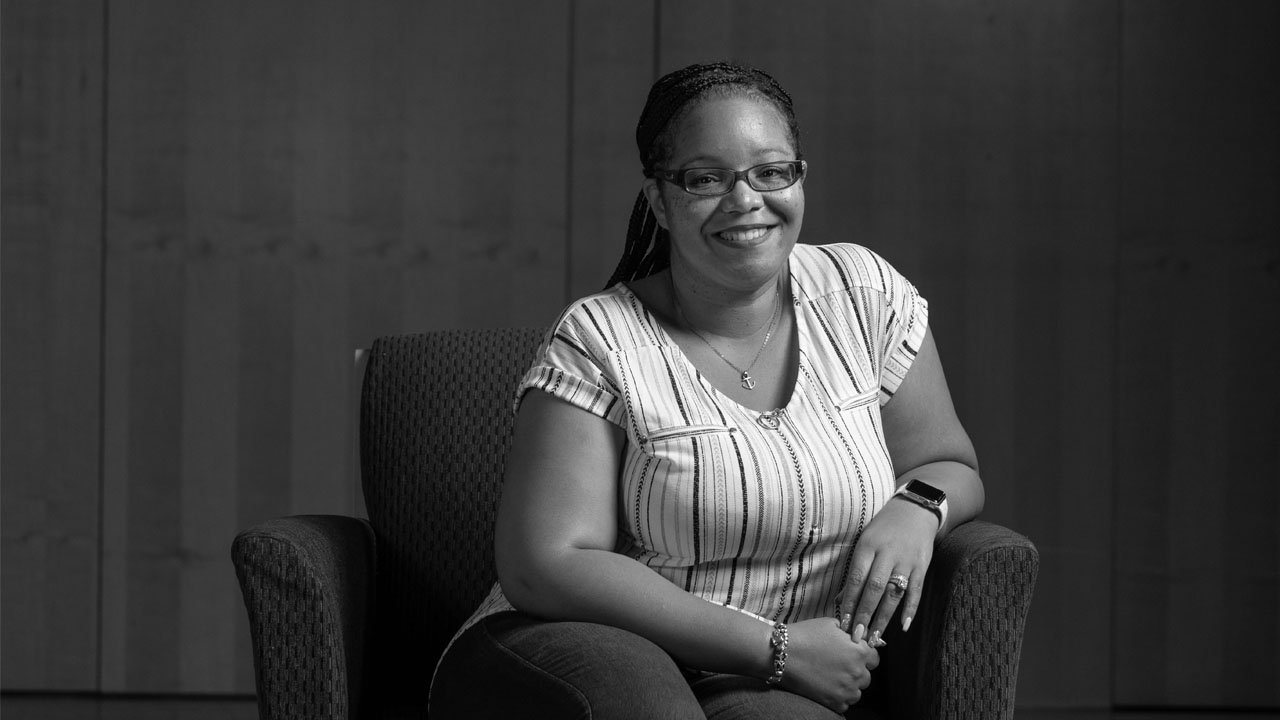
[668,268,783,340]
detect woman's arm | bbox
[495,390,878,711]
[836,327,984,641]
[881,327,984,534]
[495,390,766,672]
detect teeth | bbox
[719,227,769,243]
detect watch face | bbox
[906,480,946,504]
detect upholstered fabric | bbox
[882,521,1040,719]
[232,515,376,720]
[232,328,1038,720]
[359,328,546,714]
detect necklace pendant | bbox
[740,372,757,390]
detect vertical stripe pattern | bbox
[468,243,927,630]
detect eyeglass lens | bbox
[679,162,803,196]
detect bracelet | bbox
[765,622,789,685]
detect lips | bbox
[715,225,773,244]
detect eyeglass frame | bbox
[650,160,807,197]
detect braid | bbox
[603,62,801,289]
[605,191,660,287]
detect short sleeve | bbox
[877,259,928,403]
[514,307,627,426]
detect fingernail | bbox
[853,623,866,642]
[839,614,851,632]
[903,616,913,632]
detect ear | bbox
[643,178,669,230]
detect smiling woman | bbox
[645,95,805,311]
[634,93,806,411]
[428,62,984,719]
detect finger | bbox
[900,570,923,632]
[851,556,896,642]
[868,570,910,642]
[838,548,875,632]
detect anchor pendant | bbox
[740,372,757,390]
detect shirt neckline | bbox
[616,271,807,417]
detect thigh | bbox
[431,611,705,720]
[689,674,883,720]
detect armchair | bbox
[232,329,1038,719]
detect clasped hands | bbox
[778,500,938,712]
[835,496,938,645]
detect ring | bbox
[887,574,909,593]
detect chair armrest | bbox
[882,520,1039,720]
[232,515,376,720]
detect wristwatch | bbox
[893,479,948,533]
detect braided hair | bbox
[603,62,802,288]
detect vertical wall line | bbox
[653,0,661,79]
[96,0,112,693]
[564,0,576,304]
[1109,0,1125,711]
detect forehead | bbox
[667,95,794,166]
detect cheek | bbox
[770,190,805,225]
[651,187,680,229]
[661,193,711,230]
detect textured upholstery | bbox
[232,328,1038,720]
[359,328,546,715]
[880,521,1039,719]
[232,515,376,720]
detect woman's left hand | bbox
[835,498,938,645]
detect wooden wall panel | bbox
[1115,0,1280,707]
[100,0,570,693]
[397,3,571,333]
[102,0,196,691]
[657,1,1119,707]
[6,0,1277,705]
[567,0,656,297]
[0,0,105,691]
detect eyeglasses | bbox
[653,160,807,197]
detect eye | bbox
[687,170,726,187]
[755,163,787,179]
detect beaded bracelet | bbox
[765,622,789,685]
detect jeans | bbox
[430,612,883,720]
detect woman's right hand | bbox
[780,617,880,713]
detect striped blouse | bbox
[457,242,927,635]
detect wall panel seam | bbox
[96,0,113,694]
[564,0,576,305]
[1108,0,1124,709]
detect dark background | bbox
[3,0,1277,712]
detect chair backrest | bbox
[359,328,545,702]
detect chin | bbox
[717,243,796,287]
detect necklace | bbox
[672,283,782,391]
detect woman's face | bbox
[645,94,805,294]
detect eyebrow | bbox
[677,151,792,168]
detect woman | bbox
[431,62,983,719]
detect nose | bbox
[719,176,763,213]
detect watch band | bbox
[893,480,949,534]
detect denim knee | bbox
[431,612,704,719]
